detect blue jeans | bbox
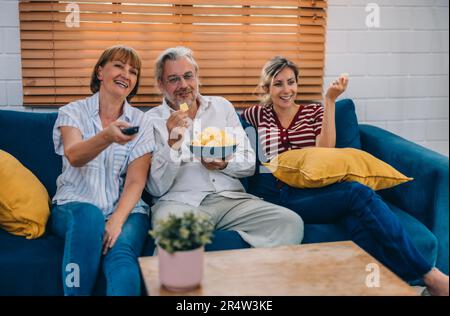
[249,173,432,282]
[51,202,149,296]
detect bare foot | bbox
[423,268,449,296]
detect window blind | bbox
[19,0,327,107]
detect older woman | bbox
[242,56,448,296]
[51,45,154,296]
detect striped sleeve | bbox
[312,104,324,136]
[53,104,82,155]
[128,116,155,164]
[242,105,261,128]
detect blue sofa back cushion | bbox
[0,110,60,197]
[334,99,361,149]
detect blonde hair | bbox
[90,45,142,101]
[258,56,299,106]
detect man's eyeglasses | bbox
[166,72,195,86]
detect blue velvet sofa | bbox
[0,99,448,295]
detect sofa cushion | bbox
[0,150,51,239]
[0,111,61,198]
[264,147,412,191]
[0,227,64,295]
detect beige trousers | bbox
[151,192,304,248]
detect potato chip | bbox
[180,102,189,112]
[192,127,236,146]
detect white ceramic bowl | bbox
[189,144,237,159]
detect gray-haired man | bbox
[145,46,303,247]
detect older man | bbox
[145,46,303,248]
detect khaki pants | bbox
[151,192,303,248]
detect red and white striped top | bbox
[242,104,324,161]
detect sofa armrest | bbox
[359,124,449,274]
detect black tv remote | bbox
[120,126,139,135]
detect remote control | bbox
[120,126,139,135]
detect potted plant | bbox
[150,212,214,292]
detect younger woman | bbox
[242,56,449,296]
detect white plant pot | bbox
[158,245,204,292]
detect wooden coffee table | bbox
[138,241,417,296]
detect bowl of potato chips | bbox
[190,127,237,159]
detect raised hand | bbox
[325,73,349,102]
[166,110,189,150]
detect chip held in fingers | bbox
[180,102,189,112]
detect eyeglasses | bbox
[165,72,195,86]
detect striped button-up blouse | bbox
[242,103,324,162]
[52,93,155,218]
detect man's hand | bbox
[201,157,229,170]
[166,111,189,150]
[325,74,349,102]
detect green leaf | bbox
[149,211,215,253]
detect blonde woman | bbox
[242,56,449,296]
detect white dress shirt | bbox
[145,94,256,207]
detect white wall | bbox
[0,0,22,110]
[0,0,449,155]
[325,0,449,155]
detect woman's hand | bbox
[102,214,125,255]
[103,121,136,145]
[101,154,151,255]
[325,74,349,102]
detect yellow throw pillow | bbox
[0,150,50,239]
[263,148,413,191]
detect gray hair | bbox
[154,46,199,82]
[259,56,299,106]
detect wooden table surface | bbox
[139,241,417,296]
